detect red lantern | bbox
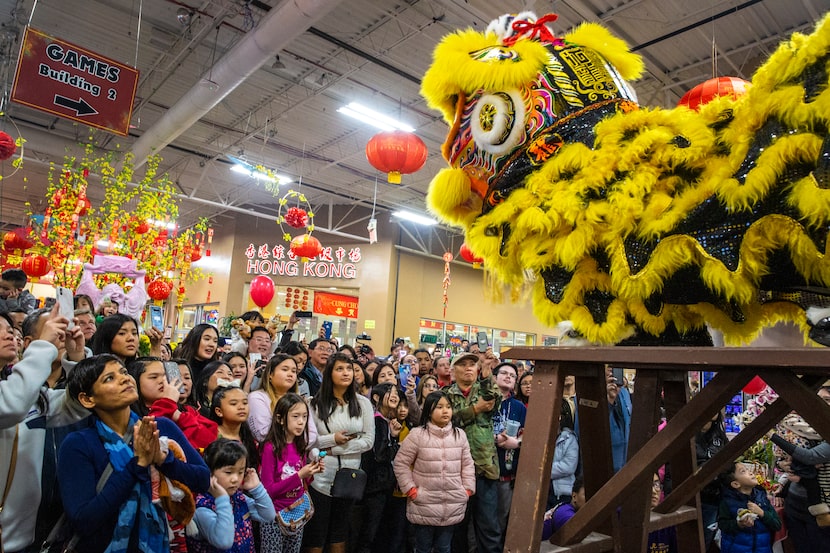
[133,219,150,234]
[3,227,34,252]
[742,376,767,395]
[154,229,168,246]
[77,196,91,216]
[190,249,202,262]
[21,254,50,278]
[678,77,751,111]
[366,130,428,184]
[147,279,172,301]
[290,234,323,259]
[459,243,483,264]
[0,131,16,161]
[285,207,309,229]
[249,275,275,308]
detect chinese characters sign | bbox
[314,291,359,319]
[245,243,362,279]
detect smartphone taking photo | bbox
[163,361,186,394]
[149,305,164,331]
[56,286,75,330]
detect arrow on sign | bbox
[54,95,98,116]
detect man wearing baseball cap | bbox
[445,351,502,553]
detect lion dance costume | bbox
[422,12,830,345]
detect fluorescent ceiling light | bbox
[392,210,437,226]
[337,102,415,132]
[229,160,292,185]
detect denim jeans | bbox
[414,524,454,553]
[452,476,502,553]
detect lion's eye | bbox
[470,90,525,155]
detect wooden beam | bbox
[553,370,750,545]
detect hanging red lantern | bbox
[290,234,323,259]
[190,249,202,262]
[459,243,484,264]
[3,227,34,252]
[742,376,767,395]
[285,207,309,229]
[0,131,16,161]
[147,279,172,301]
[77,196,91,216]
[366,130,428,184]
[21,254,50,278]
[678,76,751,111]
[133,219,150,234]
[249,275,275,308]
[153,229,168,247]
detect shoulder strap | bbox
[42,463,114,550]
[0,425,19,512]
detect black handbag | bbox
[322,421,367,501]
[330,457,367,501]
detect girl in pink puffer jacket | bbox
[393,391,475,553]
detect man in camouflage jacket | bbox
[444,352,502,553]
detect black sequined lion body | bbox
[422,12,830,345]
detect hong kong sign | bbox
[245,243,362,279]
[11,27,139,136]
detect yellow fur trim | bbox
[421,30,551,124]
[565,23,644,81]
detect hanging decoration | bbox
[442,252,453,317]
[366,130,428,184]
[250,275,275,308]
[284,206,309,229]
[21,136,212,302]
[21,253,50,278]
[3,227,34,252]
[459,242,484,268]
[0,117,26,180]
[290,234,323,260]
[147,278,173,302]
[678,76,751,111]
[742,375,768,396]
[0,131,17,160]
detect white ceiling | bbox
[0,0,827,249]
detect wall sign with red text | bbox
[314,292,359,319]
[11,27,139,136]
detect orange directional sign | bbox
[11,27,139,136]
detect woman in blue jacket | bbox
[58,354,210,553]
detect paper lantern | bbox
[366,130,428,184]
[21,254,50,278]
[147,279,172,301]
[742,376,767,395]
[77,196,91,216]
[190,249,202,262]
[133,219,150,234]
[459,242,483,264]
[285,207,309,229]
[3,227,34,252]
[0,131,16,161]
[249,275,275,307]
[678,77,751,111]
[290,234,323,259]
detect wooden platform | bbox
[501,346,830,553]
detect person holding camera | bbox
[444,352,502,553]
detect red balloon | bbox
[366,131,428,184]
[249,275,275,308]
[678,76,750,111]
[742,376,767,395]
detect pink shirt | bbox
[260,441,309,510]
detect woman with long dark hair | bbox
[127,356,218,451]
[173,323,219,380]
[91,314,143,365]
[303,353,374,553]
[248,353,317,445]
[190,360,233,418]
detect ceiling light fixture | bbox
[337,102,415,133]
[392,210,437,226]
[229,157,292,185]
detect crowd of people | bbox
[0,269,828,553]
